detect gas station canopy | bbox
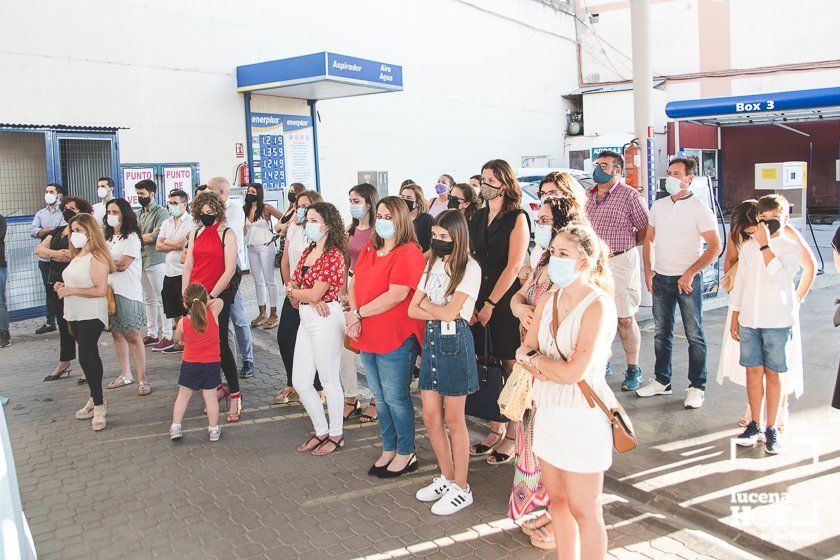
[236,52,403,100]
[665,86,840,126]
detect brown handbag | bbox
[548,291,638,453]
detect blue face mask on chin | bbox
[592,166,613,185]
[548,256,580,287]
[375,219,396,240]
[534,224,553,249]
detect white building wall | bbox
[0,0,578,212]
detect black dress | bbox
[413,212,433,252]
[469,206,528,360]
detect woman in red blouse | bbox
[285,202,349,456]
[346,196,426,478]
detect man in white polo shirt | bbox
[639,158,721,409]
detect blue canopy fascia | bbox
[665,86,840,125]
[236,52,403,100]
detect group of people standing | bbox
[5,150,825,560]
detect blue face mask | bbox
[534,224,553,249]
[375,219,396,240]
[304,222,325,243]
[296,208,306,222]
[592,166,612,185]
[349,204,367,220]
[548,256,579,287]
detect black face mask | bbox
[762,219,781,235]
[403,199,416,212]
[138,196,151,207]
[447,196,462,209]
[430,239,454,256]
[199,214,216,227]
[244,194,258,205]
[288,192,296,203]
[62,209,76,222]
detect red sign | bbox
[235,143,245,158]
[647,125,655,138]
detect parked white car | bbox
[516,168,595,228]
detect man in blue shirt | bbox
[30,183,66,334]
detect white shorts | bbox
[609,248,641,318]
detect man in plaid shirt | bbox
[585,151,649,390]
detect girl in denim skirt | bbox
[169,283,224,442]
[408,210,481,515]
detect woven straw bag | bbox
[497,363,533,422]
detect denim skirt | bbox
[419,319,479,397]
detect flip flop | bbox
[106,376,134,389]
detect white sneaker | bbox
[635,379,672,398]
[431,483,473,515]
[208,425,221,442]
[416,476,451,502]
[170,423,182,441]
[684,387,705,409]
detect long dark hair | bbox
[450,183,477,223]
[537,195,587,267]
[305,202,350,267]
[244,182,265,222]
[348,183,378,236]
[730,199,758,249]
[104,198,142,241]
[426,210,470,298]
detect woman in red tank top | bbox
[170,282,224,442]
[182,191,243,422]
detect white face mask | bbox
[664,176,688,196]
[70,232,88,249]
[97,187,109,199]
[45,193,57,205]
[106,214,121,228]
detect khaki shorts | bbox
[609,248,641,318]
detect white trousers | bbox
[293,302,346,437]
[141,263,171,339]
[340,346,360,398]
[247,244,278,308]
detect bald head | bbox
[207,177,231,202]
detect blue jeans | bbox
[652,273,707,390]
[360,335,420,455]
[229,289,253,363]
[0,267,8,331]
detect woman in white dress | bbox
[515,223,618,560]
[716,200,816,428]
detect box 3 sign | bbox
[164,167,193,200]
[736,100,775,112]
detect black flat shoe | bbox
[377,454,418,479]
[368,459,393,477]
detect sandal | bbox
[520,513,552,536]
[359,402,378,424]
[487,435,516,465]
[470,429,504,456]
[343,399,361,420]
[530,525,556,550]
[91,403,107,432]
[297,434,327,453]
[44,364,72,381]
[261,316,279,329]
[274,387,299,404]
[251,313,267,328]
[77,376,87,385]
[227,393,242,423]
[75,398,95,420]
[313,435,345,456]
[106,376,134,389]
[204,385,230,414]
[136,381,152,396]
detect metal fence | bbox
[59,138,113,203]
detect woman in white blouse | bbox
[54,214,115,430]
[515,223,618,560]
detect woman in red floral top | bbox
[284,202,349,455]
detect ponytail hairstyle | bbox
[553,224,613,296]
[426,210,470,298]
[729,199,758,249]
[183,282,210,333]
